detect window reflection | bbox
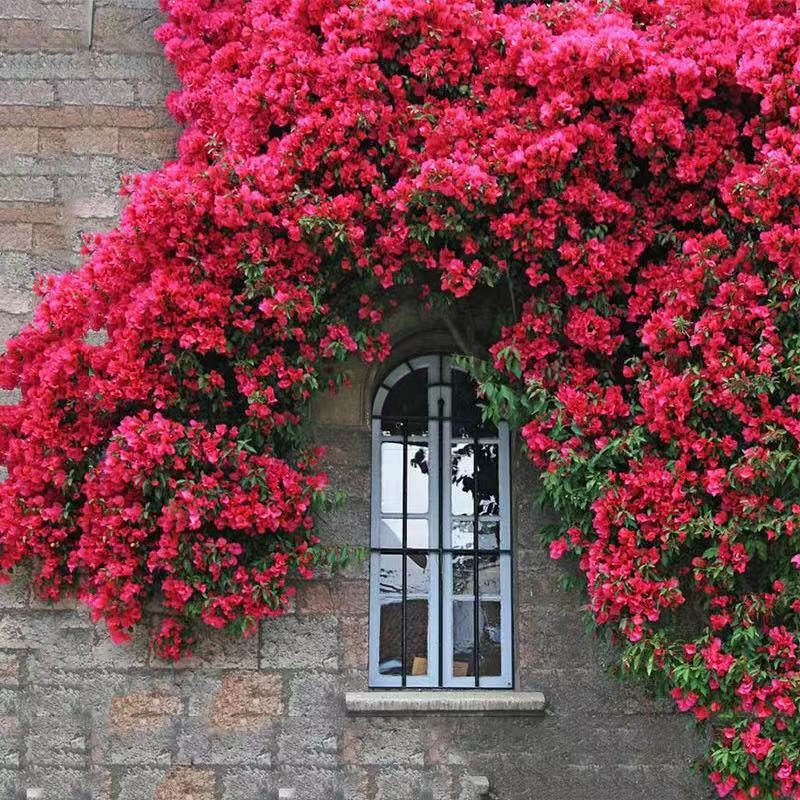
[381,369,429,437]
[381,442,429,514]
[450,442,498,517]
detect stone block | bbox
[119,127,176,159]
[116,768,168,800]
[373,768,430,800]
[271,768,340,800]
[209,672,283,731]
[56,79,135,106]
[343,719,425,767]
[0,54,92,81]
[0,714,21,767]
[0,223,33,251]
[21,767,112,800]
[91,8,164,54]
[177,716,274,767]
[39,126,118,155]
[25,713,87,768]
[459,775,490,800]
[0,127,38,155]
[219,769,275,800]
[277,719,339,769]
[287,672,343,719]
[340,615,368,671]
[0,175,54,202]
[155,768,216,800]
[260,615,338,671]
[98,725,176,767]
[0,653,21,688]
[109,690,183,732]
[0,81,54,106]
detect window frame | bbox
[368,353,514,689]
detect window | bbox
[368,354,513,688]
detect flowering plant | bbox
[2,0,800,794]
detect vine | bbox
[2,0,800,795]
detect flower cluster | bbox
[1,0,800,794]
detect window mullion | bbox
[401,420,408,688]
[472,424,480,688]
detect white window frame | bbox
[368,354,513,689]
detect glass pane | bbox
[378,553,402,675]
[406,598,428,676]
[452,519,473,549]
[479,600,502,677]
[451,369,497,438]
[452,598,474,677]
[379,600,402,675]
[478,554,500,596]
[380,518,429,549]
[407,445,429,513]
[477,443,499,516]
[452,554,474,595]
[451,442,475,516]
[381,369,429,436]
[406,553,429,596]
[381,442,404,513]
[379,553,402,594]
[381,443,429,514]
[452,518,499,550]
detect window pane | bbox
[379,600,403,675]
[406,555,429,677]
[451,370,497,438]
[407,445,429,513]
[381,443,403,513]
[406,552,430,596]
[477,443,499,516]
[452,518,500,550]
[478,554,500,596]
[378,554,402,675]
[452,554,474,595]
[479,600,502,677]
[381,443,429,514]
[378,553,402,594]
[381,369,429,437]
[380,518,429,549]
[451,443,499,517]
[451,442,475,516]
[452,598,474,677]
[451,556,501,595]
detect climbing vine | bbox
[2,0,800,794]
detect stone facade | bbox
[0,3,711,799]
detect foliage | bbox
[2,0,800,794]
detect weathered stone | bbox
[260,615,339,671]
[209,672,283,731]
[277,719,339,769]
[155,767,216,800]
[177,715,274,767]
[340,615,368,671]
[110,690,183,732]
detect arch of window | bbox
[368,353,513,688]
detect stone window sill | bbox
[345,690,546,716]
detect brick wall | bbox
[0,4,711,799]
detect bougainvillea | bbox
[2,0,800,794]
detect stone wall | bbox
[0,0,178,349]
[0,3,711,799]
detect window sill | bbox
[345,690,546,716]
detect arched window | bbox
[369,354,513,688]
